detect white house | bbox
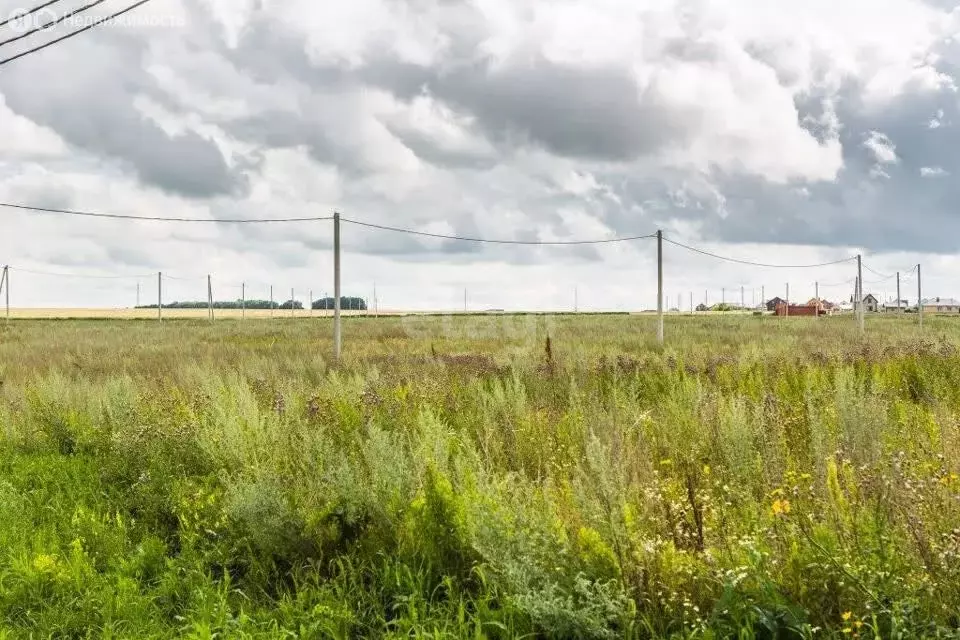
[921,297,960,313]
[881,299,910,312]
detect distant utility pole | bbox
[242,283,246,320]
[136,282,140,308]
[1,265,8,323]
[689,291,693,314]
[334,212,342,361]
[310,289,314,317]
[761,286,765,311]
[270,286,274,318]
[740,286,744,310]
[722,287,725,305]
[704,290,708,308]
[656,230,663,344]
[785,283,790,318]
[207,275,214,322]
[918,264,923,329]
[896,272,901,314]
[575,287,578,313]
[815,281,819,318]
[157,272,162,324]
[373,283,377,318]
[857,254,864,333]
[464,288,468,313]
[291,288,295,318]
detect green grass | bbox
[1,314,960,638]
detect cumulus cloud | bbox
[1,0,960,309]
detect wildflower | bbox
[771,499,791,516]
[842,611,852,621]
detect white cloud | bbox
[920,166,948,177]
[864,131,899,164]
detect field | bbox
[1,314,959,638]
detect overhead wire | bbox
[0,0,65,28]
[0,202,335,223]
[0,0,110,49]
[662,237,858,268]
[0,0,157,67]
[339,217,657,245]
[10,266,152,279]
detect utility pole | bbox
[704,290,708,308]
[334,211,342,361]
[740,286,744,311]
[722,287,725,305]
[1,265,8,323]
[241,283,246,320]
[270,286,274,318]
[786,283,790,318]
[690,291,693,314]
[917,264,923,329]
[310,289,314,317]
[896,272,901,314]
[373,284,377,318]
[656,230,664,344]
[207,275,214,322]
[761,286,765,311]
[136,282,140,309]
[575,287,578,313]
[464,288,467,313]
[857,255,864,334]
[291,288,295,318]
[157,272,162,323]
[815,281,819,318]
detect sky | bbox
[0,0,958,311]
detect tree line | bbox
[136,296,367,310]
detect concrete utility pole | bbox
[464,288,467,313]
[136,282,140,309]
[690,291,693,314]
[722,287,725,305]
[656,230,664,344]
[270,286,274,318]
[310,289,314,317]
[761,286,765,311]
[740,286,744,311]
[786,283,790,318]
[241,283,246,320]
[704,290,708,308]
[857,254,864,334]
[917,264,923,329]
[207,275,214,322]
[896,272,901,314]
[334,211,342,361]
[575,287,578,313]
[373,284,377,318]
[815,281,819,319]
[158,272,162,323]
[1,265,8,323]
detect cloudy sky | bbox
[0,0,957,310]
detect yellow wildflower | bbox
[842,611,852,621]
[771,499,791,516]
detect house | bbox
[775,303,823,317]
[881,299,909,313]
[921,297,960,313]
[806,298,837,314]
[863,294,879,313]
[765,297,786,312]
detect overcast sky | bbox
[0,0,958,310]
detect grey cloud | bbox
[0,26,243,198]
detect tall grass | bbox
[0,315,959,637]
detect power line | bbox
[0,0,66,28]
[0,202,335,223]
[0,0,109,50]
[663,237,857,268]
[0,0,157,68]
[340,216,657,245]
[10,266,151,279]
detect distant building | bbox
[775,303,823,317]
[863,294,879,313]
[765,297,786,312]
[881,299,909,313]
[806,298,837,314]
[921,297,960,313]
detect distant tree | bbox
[312,297,367,311]
[696,303,709,312]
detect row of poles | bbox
[0,222,929,360]
[654,231,924,343]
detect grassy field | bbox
[0,314,959,638]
